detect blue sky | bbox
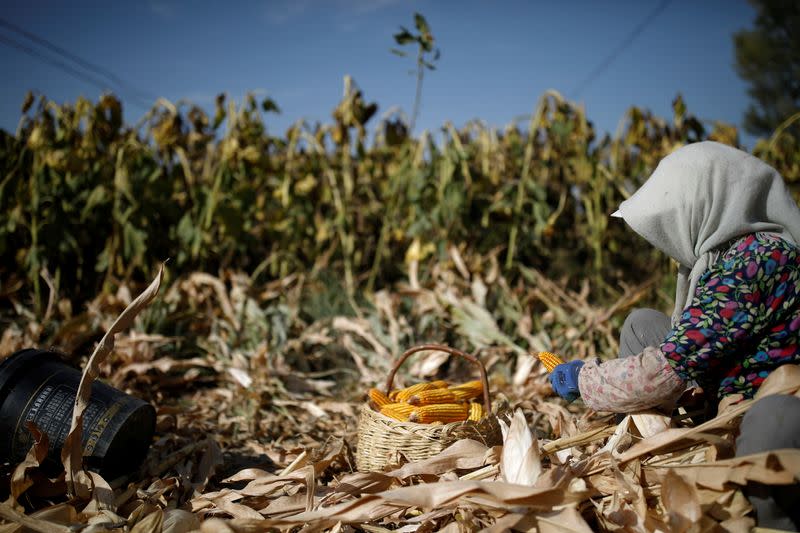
[1,0,759,147]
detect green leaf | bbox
[81,185,109,221]
[21,91,34,114]
[262,97,281,114]
[176,213,197,246]
[420,36,433,52]
[95,246,110,273]
[413,13,430,36]
[213,93,226,129]
[122,222,147,261]
[394,28,415,45]
[390,48,408,57]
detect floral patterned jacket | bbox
[578,233,800,413]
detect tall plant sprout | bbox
[391,13,440,132]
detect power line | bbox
[0,34,115,95]
[572,0,673,98]
[0,16,157,109]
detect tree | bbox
[733,0,800,136]
[391,13,440,132]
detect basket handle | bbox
[384,344,492,414]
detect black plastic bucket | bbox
[0,348,156,479]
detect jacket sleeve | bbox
[661,234,799,397]
[577,346,686,413]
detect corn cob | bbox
[380,402,415,421]
[408,389,457,405]
[388,379,448,401]
[468,402,484,421]
[449,380,483,401]
[536,351,565,373]
[368,388,392,409]
[395,381,439,402]
[409,403,469,424]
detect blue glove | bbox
[549,360,584,402]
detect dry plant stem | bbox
[645,447,710,467]
[0,502,70,533]
[507,91,558,269]
[39,267,56,323]
[279,451,309,476]
[365,145,414,293]
[617,398,756,466]
[445,122,473,193]
[149,441,207,478]
[459,464,499,481]
[541,426,617,455]
[768,110,800,153]
[550,271,655,355]
[61,264,164,499]
[301,131,360,316]
[522,269,608,352]
[361,525,395,533]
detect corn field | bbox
[4,79,797,315]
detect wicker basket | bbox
[355,344,503,472]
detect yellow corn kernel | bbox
[468,402,484,421]
[408,389,457,405]
[449,380,483,401]
[380,402,415,421]
[388,380,448,401]
[409,403,469,424]
[536,351,564,373]
[368,388,392,409]
[395,381,440,402]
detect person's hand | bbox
[548,360,584,402]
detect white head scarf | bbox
[615,141,800,324]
